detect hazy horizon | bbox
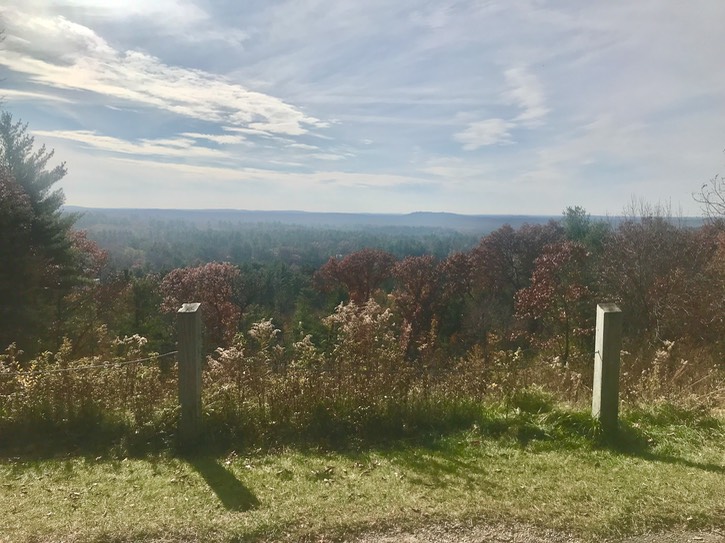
[64,205,558,217]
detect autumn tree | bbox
[646,225,725,348]
[473,222,564,296]
[435,251,475,346]
[54,230,112,355]
[599,213,717,345]
[515,241,593,364]
[314,248,395,304]
[160,262,242,349]
[391,255,445,359]
[53,231,150,357]
[465,221,565,354]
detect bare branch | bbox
[693,174,725,221]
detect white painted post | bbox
[178,302,202,447]
[592,303,622,435]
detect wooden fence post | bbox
[178,302,202,447]
[592,303,622,435]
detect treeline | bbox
[78,219,479,271]
[178,208,724,363]
[9,204,725,376]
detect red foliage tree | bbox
[69,230,108,278]
[314,248,395,304]
[58,231,116,355]
[160,262,242,349]
[473,221,565,294]
[391,255,445,358]
[465,221,565,354]
[599,217,718,345]
[647,225,724,347]
[439,251,475,300]
[515,241,592,364]
[431,251,476,348]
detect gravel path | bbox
[616,531,724,543]
[349,521,725,543]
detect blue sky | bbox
[1,1,724,215]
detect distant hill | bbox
[65,207,565,234]
[61,207,706,272]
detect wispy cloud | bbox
[454,119,513,150]
[453,64,548,151]
[288,143,319,151]
[0,88,73,103]
[14,0,248,47]
[504,66,549,126]
[100,155,430,190]
[417,157,494,181]
[308,153,347,161]
[1,7,326,138]
[179,133,250,146]
[32,130,228,159]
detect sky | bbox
[1,1,724,215]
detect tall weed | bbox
[1,303,722,454]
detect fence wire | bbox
[0,350,178,377]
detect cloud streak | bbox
[1,7,326,138]
[454,119,513,150]
[32,130,229,159]
[454,65,548,151]
[504,66,549,126]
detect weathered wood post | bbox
[178,302,202,447]
[592,303,622,436]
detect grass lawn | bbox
[1,406,724,543]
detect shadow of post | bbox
[186,456,260,511]
[598,422,725,475]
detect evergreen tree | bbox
[0,110,78,354]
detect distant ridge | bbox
[65,207,705,234]
[64,206,561,234]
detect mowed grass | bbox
[1,405,724,543]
